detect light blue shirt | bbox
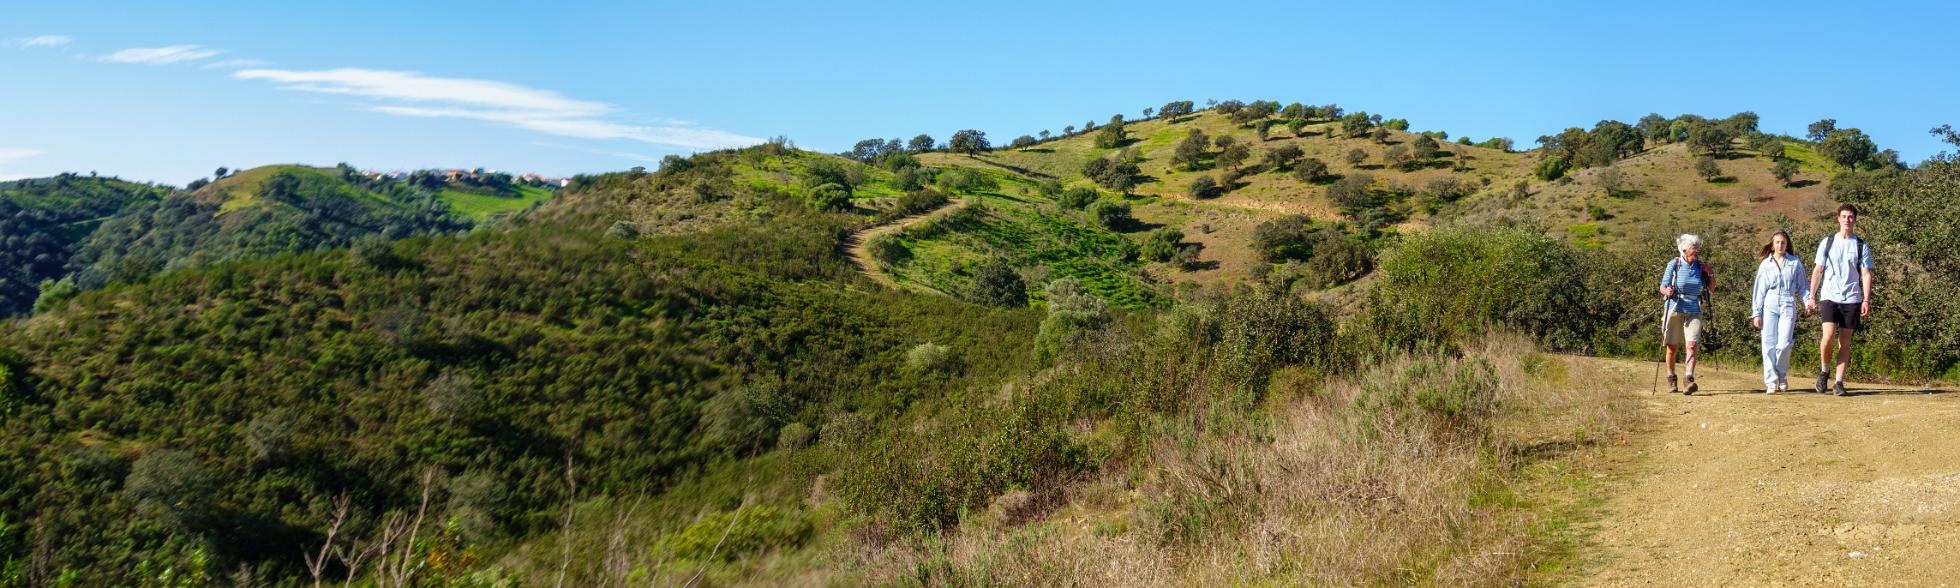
[1813,234,1872,304]
[1751,253,1812,318]
[1659,257,1707,315]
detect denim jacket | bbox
[1751,253,1813,318]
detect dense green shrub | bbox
[1057,187,1098,209]
[1085,200,1132,230]
[1358,226,1593,352]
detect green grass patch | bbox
[438,184,555,220]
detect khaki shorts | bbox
[1665,311,1703,347]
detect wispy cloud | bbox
[9,35,71,48]
[202,58,269,69]
[102,45,222,64]
[0,148,44,181]
[233,68,761,150]
[0,148,44,164]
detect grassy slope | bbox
[917,111,1843,292]
[439,184,555,220]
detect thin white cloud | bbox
[233,67,762,150]
[0,148,44,181]
[102,45,222,64]
[0,148,45,164]
[10,35,71,48]
[203,58,268,69]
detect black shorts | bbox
[1821,301,1863,331]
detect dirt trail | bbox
[845,196,970,291]
[1578,357,1960,586]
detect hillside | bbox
[0,174,167,315]
[0,164,559,319]
[903,108,1842,296]
[1,103,1952,586]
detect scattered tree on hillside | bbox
[1339,112,1376,138]
[806,183,852,211]
[1384,144,1414,170]
[1264,144,1304,171]
[1058,186,1098,209]
[214,167,229,178]
[1758,138,1786,159]
[1139,227,1184,262]
[1188,175,1221,199]
[1085,199,1132,229]
[1723,111,1761,136]
[1327,174,1379,212]
[1093,115,1128,148]
[1383,118,1411,131]
[1597,166,1627,197]
[1807,118,1838,142]
[1159,100,1196,119]
[1687,121,1735,156]
[909,134,937,152]
[1039,130,1051,140]
[850,139,888,163]
[1772,159,1800,186]
[1534,157,1569,181]
[1345,148,1368,166]
[1637,113,1670,144]
[1010,135,1038,149]
[1370,127,1391,143]
[1217,143,1251,171]
[1215,100,1245,116]
[968,257,1027,307]
[1171,130,1210,171]
[1695,157,1723,182]
[1410,135,1441,160]
[1143,107,1154,119]
[1082,157,1142,193]
[1250,214,1328,262]
[1292,158,1330,183]
[949,129,991,157]
[1818,128,1879,169]
[1063,125,1076,136]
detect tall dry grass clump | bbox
[835,333,1639,586]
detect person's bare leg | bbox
[1818,322,1838,374]
[1665,344,1677,374]
[1685,341,1699,379]
[1835,328,1856,383]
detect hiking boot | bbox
[1834,379,1848,397]
[1816,371,1830,394]
[1668,374,1679,393]
[1685,376,1698,395]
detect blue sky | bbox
[3,0,1956,185]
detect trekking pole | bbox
[1651,296,1670,397]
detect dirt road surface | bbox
[1579,358,1959,586]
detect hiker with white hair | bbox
[1659,233,1713,394]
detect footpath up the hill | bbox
[1577,357,1960,586]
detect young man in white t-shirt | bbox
[1806,203,1874,396]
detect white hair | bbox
[1676,233,1701,253]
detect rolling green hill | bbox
[2,165,562,319]
[0,174,167,316]
[0,103,1951,586]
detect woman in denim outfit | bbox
[1750,230,1812,393]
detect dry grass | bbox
[806,334,1643,586]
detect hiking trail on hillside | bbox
[1577,356,1960,586]
[845,196,971,292]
